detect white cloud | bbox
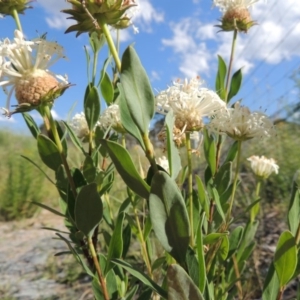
[134,0,164,32]
[161,0,300,78]
[0,115,15,123]
[150,70,161,81]
[37,0,73,30]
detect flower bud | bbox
[218,7,256,32]
[0,0,32,16]
[63,0,138,36]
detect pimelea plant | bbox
[1,0,299,299]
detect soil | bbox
[0,210,94,300]
[0,205,299,300]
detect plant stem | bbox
[215,29,238,170]
[186,132,194,246]
[92,48,99,86]
[42,105,77,198]
[225,29,238,102]
[133,207,153,278]
[232,254,243,300]
[143,134,158,173]
[250,180,262,222]
[87,236,110,300]
[276,288,284,300]
[11,8,23,32]
[99,18,122,73]
[226,140,242,225]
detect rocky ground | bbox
[0,206,299,300]
[0,210,94,300]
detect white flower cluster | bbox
[247,155,279,179]
[208,102,274,141]
[99,104,125,133]
[69,112,100,139]
[156,77,226,132]
[213,0,260,12]
[70,104,125,140]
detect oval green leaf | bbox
[84,85,101,131]
[288,179,300,236]
[149,171,190,264]
[215,55,227,101]
[37,134,61,171]
[22,112,40,139]
[120,46,155,135]
[227,68,243,102]
[100,71,114,105]
[75,183,103,236]
[274,230,297,288]
[105,212,125,274]
[100,139,150,198]
[167,264,204,300]
[83,155,97,183]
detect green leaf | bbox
[105,212,125,274]
[124,286,139,300]
[203,129,216,175]
[196,214,206,293]
[228,226,244,258]
[83,155,97,183]
[203,233,228,245]
[195,175,209,218]
[288,178,300,236]
[55,121,68,156]
[262,263,280,300]
[236,221,258,260]
[21,155,56,185]
[227,68,242,102]
[120,46,155,135]
[122,223,131,258]
[214,161,232,196]
[63,121,86,155]
[31,201,65,217]
[117,85,145,149]
[100,139,150,198]
[274,230,297,287]
[149,171,190,264]
[186,247,199,287]
[84,85,101,131]
[167,264,204,300]
[89,31,105,53]
[37,134,61,171]
[75,183,103,236]
[111,259,168,299]
[143,216,152,240]
[100,72,114,105]
[22,112,40,139]
[165,110,181,179]
[224,141,238,163]
[210,186,225,222]
[215,55,227,100]
[218,235,229,261]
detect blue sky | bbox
[1,0,300,131]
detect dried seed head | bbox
[15,69,59,105]
[220,7,256,32]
